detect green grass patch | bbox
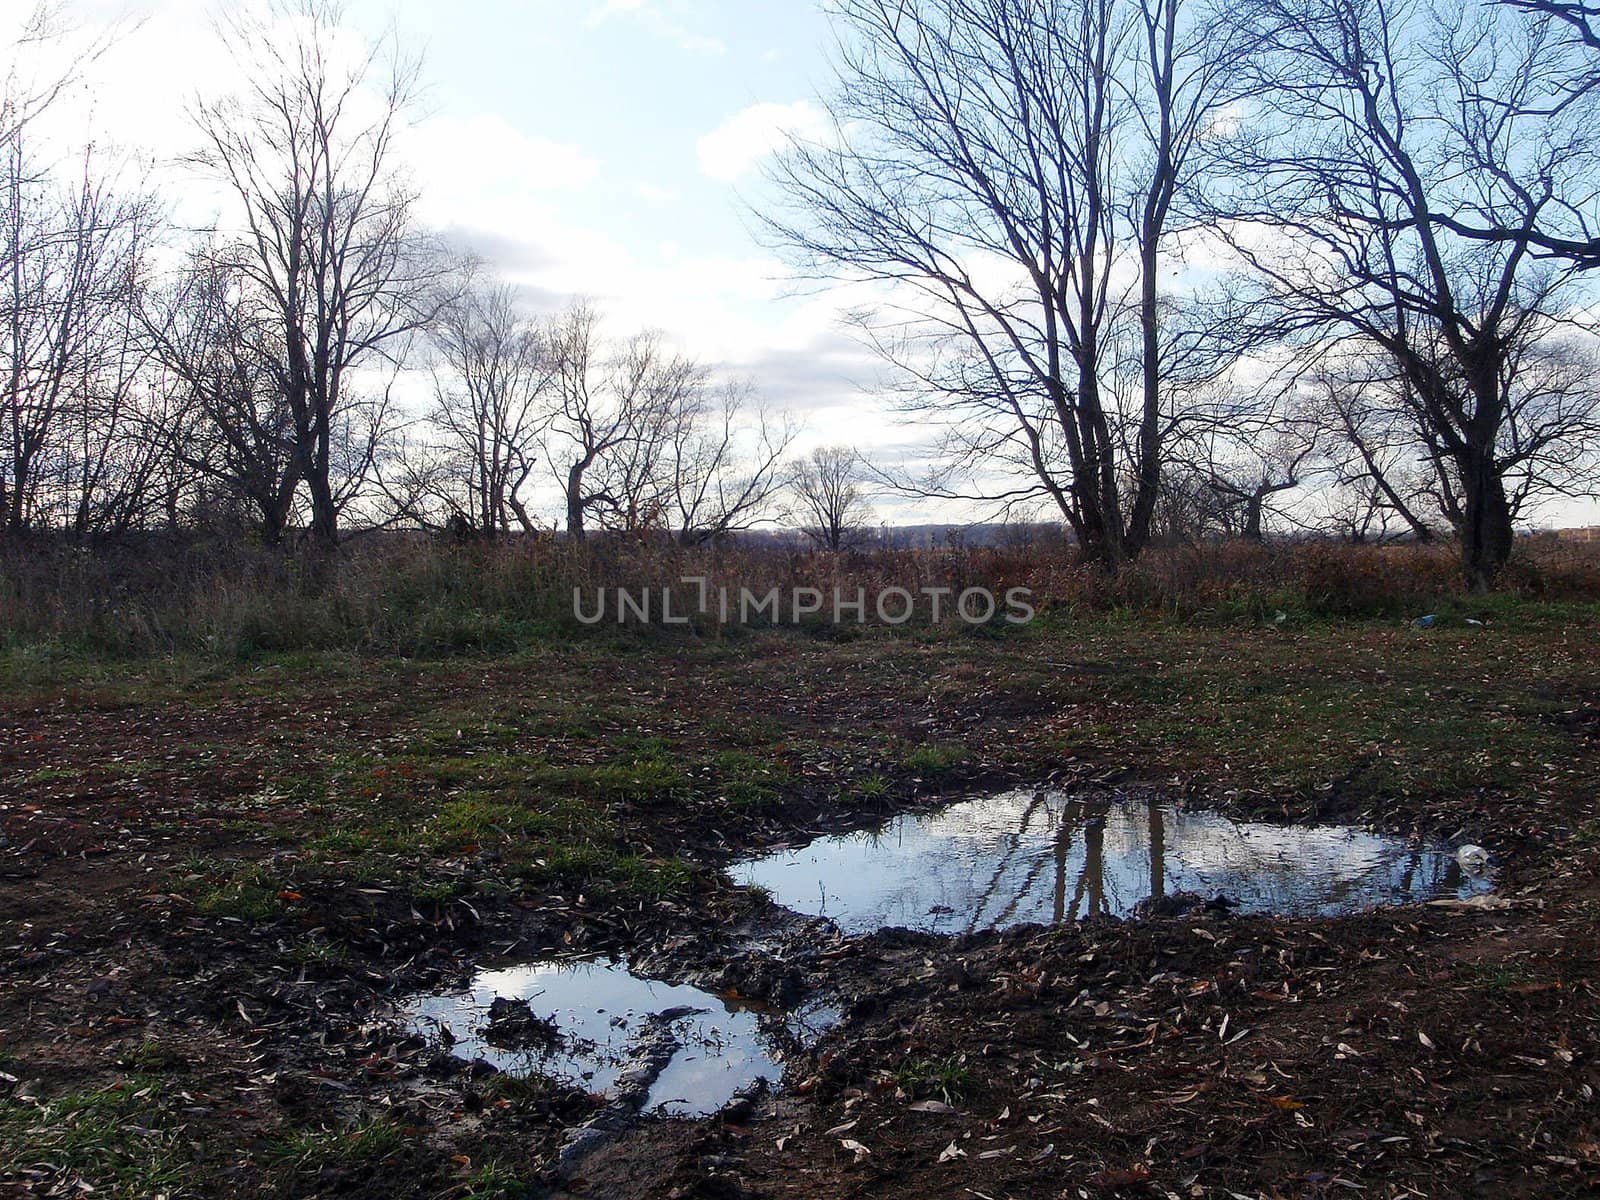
[515,846,692,900]
[0,1081,189,1199]
[480,1074,563,1104]
[851,773,890,800]
[714,749,792,809]
[894,1054,973,1103]
[268,1116,405,1177]
[426,794,609,854]
[190,862,281,922]
[900,741,971,776]
[1458,962,1541,993]
[460,1159,527,1199]
[113,1039,186,1073]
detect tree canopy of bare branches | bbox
[2,130,154,535]
[425,276,552,537]
[789,446,873,551]
[651,380,797,546]
[1461,0,1600,266]
[1211,0,1600,586]
[187,0,441,545]
[542,305,795,545]
[538,302,687,543]
[144,254,302,540]
[766,0,1253,568]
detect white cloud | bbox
[633,181,678,207]
[406,113,599,220]
[586,0,726,56]
[697,100,829,182]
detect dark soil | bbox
[2,614,1598,1199]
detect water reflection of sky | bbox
[401,959,785,1117]
[735,791,1486,934]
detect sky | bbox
[8,0,931,509]
[65,1,889,422]
[6,0,1596,530]
[356,0,863,398]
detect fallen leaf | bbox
[1426,895,1512,911]
[1088,1164,1152,1189]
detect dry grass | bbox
[1,531,1595,661]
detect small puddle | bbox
[402,959,824,1117]
[736,790,1490,933]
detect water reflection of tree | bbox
[965,791,1056,931]
[965,795,1175,930]
[962,792,1466,928]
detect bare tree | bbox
[427,276,552,537]
[1442,1,1600,267]
[766,0,1251,568]
[145,255,301,542]
[1,128,153,535]
[1312,331,1600,540]
[790,446,873,551]
[652,380,797,545]
[55,273,170,539]
[0,5,153,539]
[543,303,695,542]
[0,4,103,151]
[1215,0,1600,586]
[1508,0,1600,53]
[188,0,440,545]
[1167,391,1321,539]
[1307,362,1441,543]
[1211,440,1317,541]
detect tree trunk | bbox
[566,461,588,544]
[260,506,286,548]
[1125,216,1165,557]
[256,470,298,548]
[1074,469,1125,570]
[1078,372,1127,572]
[484,478,503,540]
[1458,449,1513,590]
[306,470,337,545]
[304,404,339,544]
[508,495,537,535]
[1243,491,1266,540]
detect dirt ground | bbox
[2,611,1598,1199]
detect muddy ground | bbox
[2,611,1599,1198]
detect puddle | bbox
[735,790,1490,933]
[403,795,1489,1116]
[402,959,824,1117]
